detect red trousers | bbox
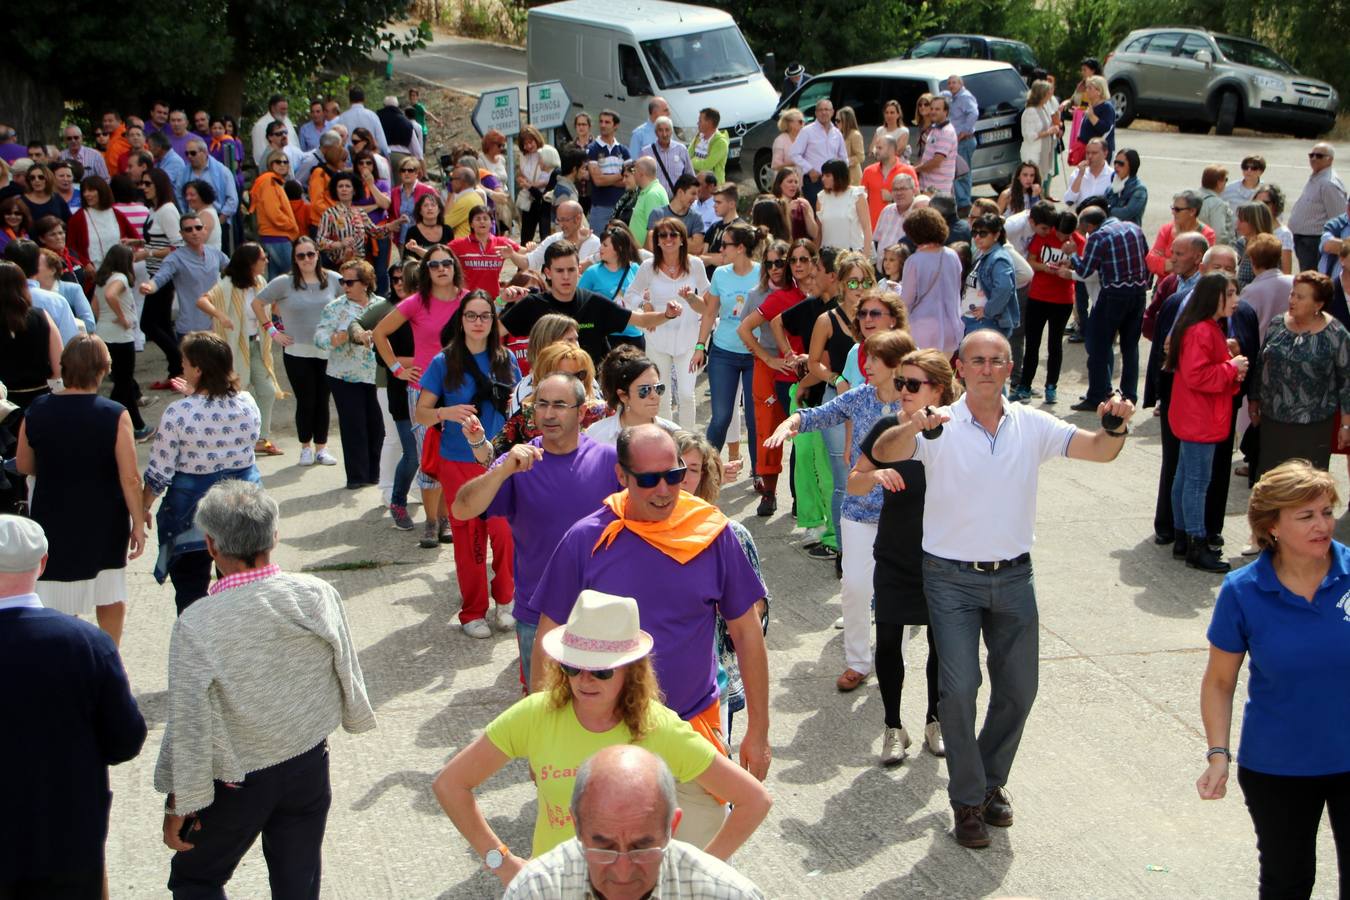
[753,359,787,477]
[438,459,514,623]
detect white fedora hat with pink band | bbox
[541,590,654,671]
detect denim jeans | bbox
[261,238,292,281]
[923,553,1039,809]
[706,345,757,475]
[588,204,616,235]
[516,619,538,688]
[818,384,848,544]
[1172,439,1217,538]
[953,136,977,209]
[1085,286,1145,403]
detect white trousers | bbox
[646,347,697,430]
[840,517,878,675]
[377,388,401,505]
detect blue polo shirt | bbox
[1207,541,1350,776]
[586,139,630,208]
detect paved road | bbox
[395,34,527,98]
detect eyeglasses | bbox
[894,376,937,393]
[623,463,686,488]
[1310,152,1330,159]
[340,278,363,286]
[790,255,814,264]
[182,224,205,232]
[582,846,667,865]
[634,382,666,399]
[964,356,1009,369]
[295,251,317,260]
[534,399,582,412]
[845,278,875,290]
[656,231,680,241]
[462,311,494,323]
[1241,164,1264,171]
[425,258,456,270]
[766,258,787,268]
[857,307,890,319]
[559,663,616,679]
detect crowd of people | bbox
[2,62,1349,898]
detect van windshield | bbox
[640,27,761,90]
[964,70,1028,117]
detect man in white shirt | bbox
[789,98,846,207]
[1063,137,1113,205]
[872,174,917,260]
[505,200,601,273]
[336,86,389,156]
[261,122,304,174]
[248,94,300,168]
[867,329,1134,851]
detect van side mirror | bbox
[1194,49,1213,67]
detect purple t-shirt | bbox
[484,435,620,624]
[536,503,766,719]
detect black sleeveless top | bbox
[823,307,856,380]
[0,308,52,391]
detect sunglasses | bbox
[766,258,787,268]
[857,307,890,319]
[182,224,205,232]
[845,278,875,290]
[340,278,362,286]
[790,255,814,264]
[186,150,202,156]
[656,231,680,241]
[271,160,290,166]
[401,167,418,173]
[426,258,456,270]
[64,135,80,142]
[1310,152,1330,159]
[559,663,615,679]
[971,230,995,238]
[1171,206,1193,213]
[27,174,45,181]
[295,250,317,259]
[722,241,740,250]
[1242,164,1264,171]
[634,382,666,399]
[894,376,937,393]
[623,463,687,488]
[1113,160,1127,167]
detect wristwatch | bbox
[484,844,509,870]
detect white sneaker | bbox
[833,616,845,629]
[462,618,493,639]
[298,446,316,466]
[925,721,946,757]
[880,727,911,766]
[315,449,338,466]
[495,604,516,631]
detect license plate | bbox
[979,128,1012,144]
[728,145,740,159]
[1299,96,1330,110]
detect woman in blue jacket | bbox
[1106,148,1148,225]
[963,212,1018,337]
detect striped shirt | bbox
[504,838,764,899]
[1069,217,1150,290]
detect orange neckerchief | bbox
[592,490,728,565]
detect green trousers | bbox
[789,392,836,549]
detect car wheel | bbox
[1215,92,1239,136]
[1111,82,1136,128]
[754,149,775,193]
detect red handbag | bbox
[420,422,444,482]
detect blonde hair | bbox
[544,655,663,741]
[530,341,597,402]
[899,348,960,405]
[526,313,580,368]
[674,430,724,503]
[1248,460,1340,552]
[1085,75,1109,99]
[777,108,804,133]
[836,106,859,137]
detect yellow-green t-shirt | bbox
[484,692,716,855]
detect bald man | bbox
[1291,142,1346,270]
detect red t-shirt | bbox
[450,234,519,298]
[1027,231,1085,304]
[757,286,808,382]
[860,161,918,228]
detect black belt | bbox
[938,552,1031,573]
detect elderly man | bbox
[452,373,622,685]
[4,239,82,344]
[155,481,375,899]
[780,62,810,99]
[627,157,670,247]
[1290,142,1347,271]
[138,212,229,337]
[59,125,109,179]
[1065,205,1151,409]
[943,75,980,214]
[639,115,694,196]
[148,131,189,202]
[868,330,1135,849]
[872,173,918,259]
[1146,190,1216,279]
[0,515,146,899]
[0,122,25,164]
[336,85,389,155]
[504,200,601,275]
[1063,137,1112,205]
[1148,242,1240,563]
[184,137,240,224]
[377,95,422,168]
[629,96,671,160]
[504,746,766,899]
[587,108,631,234]
[790,97,845,206]
[916,95,958,195]
[1315,195,1350,278]
[530,425,771,840]
[443,166,487,239]
[861,135,917,230]
[644,173,705,253]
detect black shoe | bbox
[1173,534,1190,559]
[1069,399,1099,412]
[756,494,777,517]
[806,542,839,561]
[1153,530,1175,545]
[982,787,1013,827]
[1207,534,1224,552]
[1187,542,1231,573]
[953,805,991,848]
[834,555,843,580]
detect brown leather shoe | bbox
[836,668,867,692]
[983,787,1013,827]
[953,805,990,848]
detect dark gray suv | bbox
[1104,28,1338,137]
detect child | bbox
[878,244,909,294]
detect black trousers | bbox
[1019,298,1074,390]
[1153,385,1236,540]
[1238,765,1350,900]
[282,355,331,445]
[169,549,214,615]
[141,282,181,378]
[520,198,550,244]
[328,378,383,488]
[875,623,940,730]
[0,869,103,900]
[168,741,331,900]
[108,341,145,429]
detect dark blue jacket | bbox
[0,605,146,882]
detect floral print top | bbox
[143,393,261,494]
[314,297,379,384]
[1258,315,1350,424]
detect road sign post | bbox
[471,87,522,222]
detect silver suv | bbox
[1105,28,1338,137]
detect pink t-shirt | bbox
[398,291,465,388]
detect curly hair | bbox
[543,655,664,741]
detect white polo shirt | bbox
[913,394,1077,561]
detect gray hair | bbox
[319,130,344,149]
[571,747,678,834]
[635,156,658,177]
[453,166,479,187]
[654,115,673,130]
[891,173,915,192]
[1203,243,1239,267]
[1173,190,1202,211]
[186,137,209,153]
[194,481,279,563]
[538,371,586,405]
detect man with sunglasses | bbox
[183,138,239,229]
[58,125,108,179]
[699,183,745,269]
[138,213,229,337]
[263,122,304,174]
[451,373,621,686]
[869,329,1134,849]
[1290,142,1346,271]
[531,425,772,808]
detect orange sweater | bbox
[309,167,335,221]
[104,125,130,176]
[249,172,301,239]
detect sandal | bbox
[255,439,285,456]
[836,668,868,692]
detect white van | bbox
[526,0,779,159]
